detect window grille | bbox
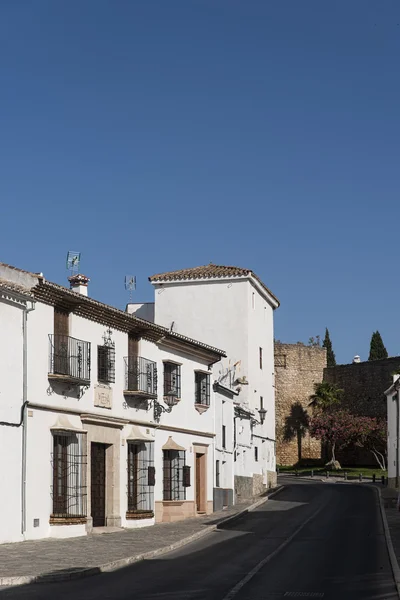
[164,362,181,398]
[163,449,186,500]
[195,372,210,406]
[98,345,115,383]
[127,441,154,513]
[51,432,87,518]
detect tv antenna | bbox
[125,275,136,303]
[66,251,81,276]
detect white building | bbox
[0,263,225,544]
[385,375,400,489]
[130,264,280,502]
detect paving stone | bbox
[0,500,257,579]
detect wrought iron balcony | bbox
[49,334,91,385]
[124,356,157,399]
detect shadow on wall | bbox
[283,402,310,463]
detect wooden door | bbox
[91,443,106,527]
[196,453,202,512]
[128,335,139,390]
[54,309,69,375]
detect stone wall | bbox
[275,343,327,466]
[234,475,253,501]
[323,357,399,418]
[324,357,400,465]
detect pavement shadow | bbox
[0,483,396,600]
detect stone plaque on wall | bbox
[94,385,113,409]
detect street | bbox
[0,480,397,600]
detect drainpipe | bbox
[21,301,35,535]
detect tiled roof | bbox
[0,277,33,297]
[149,264,280,306]
[32,280,226,360]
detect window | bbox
[51,432,87,519]
[216,460,220,487]
[195,372,210,406]
[255,446,259,462]
[163,450,189,500]
[127,442,154,513]
[260,396,264,410]
[222,425,226,449]
[98,345,115,383]
[259,347,263,370]
[164,362,181,398]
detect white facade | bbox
[149,266,279,498]
[385,376,400,488]
[0,264,225,544]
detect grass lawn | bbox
[278,465,387,478]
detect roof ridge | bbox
[149,264,280,307]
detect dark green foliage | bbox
[368,331,388,361]
[309,381,343,411]
[323,328,336,367]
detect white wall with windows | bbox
[151,270,279,495]
[0,265,223,543]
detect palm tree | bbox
[309,381,343,411]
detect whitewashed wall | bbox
[1,292,219,542]
[152,275,277,482]
[0,298,26,542]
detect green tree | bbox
[368,331,388,361]
[309,381,343,411]
[322,328,336,367]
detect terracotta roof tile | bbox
[149,264,280,307]
[0,278,33,297]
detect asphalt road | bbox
[0,480,397,600]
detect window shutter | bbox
[148,466,156,487]
[183,465,191,487]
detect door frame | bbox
[193,444,208,514]
[82,417,123,531]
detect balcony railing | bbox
[49,334,91,384]
[124,356,157,398]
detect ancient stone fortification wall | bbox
[275,343,327,466]
[324,357,400,465]
[323,357,400,418]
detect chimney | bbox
[68,274,90,296]
[352,355,361,364]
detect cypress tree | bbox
[323,328,336,367]
[368,331,388,361]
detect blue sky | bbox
[1,1,399,364]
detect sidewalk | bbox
[0,491,281,587]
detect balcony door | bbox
[128,335,139,391]
[54,309,69,375]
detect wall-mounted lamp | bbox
[258,407,267,425]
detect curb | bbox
[376,486,400,599]
[0,486,285,588]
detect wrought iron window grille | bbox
[51,431,87,519]
[163,363,181,404]
[127,441,154,513]
[163,449,187,501]
[195,372,210,406]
